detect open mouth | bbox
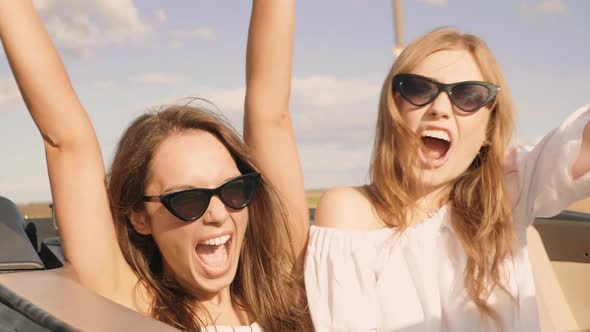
[195,234,233,277]
[419,129,451,167]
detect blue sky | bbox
[0,0,589,203]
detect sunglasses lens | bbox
[451,84,490,112]
[400,76,438,106]
[220,175,260,209]
[169,190,210,220]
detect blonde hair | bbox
[366,27,515,323]
[108,104,312,331]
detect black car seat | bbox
[0,197,44,272]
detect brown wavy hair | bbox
[108,102,311,331]
[366,28,515,324]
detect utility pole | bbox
[393,0,404,56]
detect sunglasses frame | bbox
[142,172,261,222]
[392,73,500,113]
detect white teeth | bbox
[422,130,450,142]
[200,234,231,246]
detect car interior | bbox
[0,196,180,332]
[0,195,588,331]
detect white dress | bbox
[203,322,262,332]
[305,104,590,332]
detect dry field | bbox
[306,190,324,208]
[18,202,52,219]
[17,192,327,218]
[17,195,590,219]
[565,197,590,214]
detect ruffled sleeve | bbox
[304,226,386,332]
[507,104,590,229]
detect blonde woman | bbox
[250,26,590,330]
[0,0,311,330]
[303,28,590,331]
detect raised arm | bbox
[508,105,590,227]
[0,0,129,296]
[244,0,309,256]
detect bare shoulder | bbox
[314,186,382,230]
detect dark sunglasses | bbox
[143,172,261,222]
[392,73,500,113]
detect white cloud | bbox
[171,28,217,41]
[161,75,380,113]
[0,145,52,203]
[154,9,167,24]
[133,74,381,189]
[33,0,149,55]
[300,143,371,189]
[0,174,51,204]
[519,0,569,16]
[133,75,377,143]
[167,27,217,49]
[536,0,569,14]
[138,86,245,117]
[133,73,184,85]
[92,80,118,89]
[193,86,245,111]
[0,78,20,106]
[192,75,379,188]
[169,40,185,49]
[416,0,448,7]
[292,75,380,108]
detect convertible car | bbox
[1,196,589,331]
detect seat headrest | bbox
[0,197,44,271]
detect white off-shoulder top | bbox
[305,105,590,332]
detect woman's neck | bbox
[199,288,250,326]
[160,264,251,326]
[409,183,451,225]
